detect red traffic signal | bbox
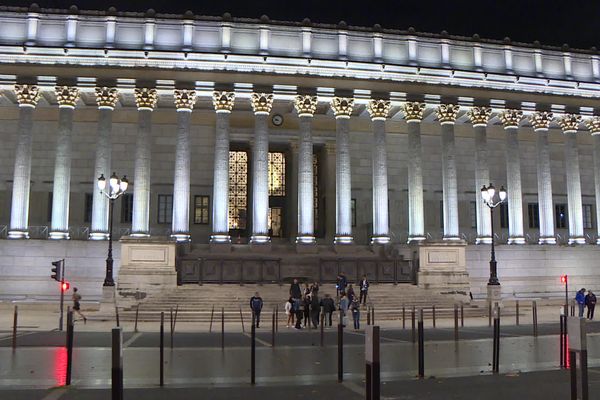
[561,275,568,284]
[61,281,70,292]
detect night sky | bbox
[2,0,599,50]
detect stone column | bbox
[90,87,118,240]
[131,88,157,237]
[249,93,273,243]
[49,86,79,240]
[499,109,525,244]
[210,91,235,243]
[403,102,426,243]
[170,89,196,242]
[331,97,354,244]
[530,112,556,244]
[367,99,391,244]
[559,114,585,244]
[586,117,600,244]
[436,104,461,240]
[468,107,492,244]
[324,143,337,243]
[8,85,40,239]
[293,95,318,244]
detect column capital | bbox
[173,89,196,111]
[499,109,523,129]
[402,102,426,122]
[212,91,235,113]
[55,86,79,109]
[558,114,582,133]
[95,87,119,109]
[467,106,491,127]
[134,88,158,111]
[436,104,460,124]
[529,111,553,131]
[251,92,273,114]
[585,116,600,136]
[331,97,354,119]
[15,84,40,108]
[367,99,390,120]
[293,94,317,117]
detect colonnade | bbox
[6,84,600,246]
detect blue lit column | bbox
[131,88,157,237]
[250,93,273,244]
[468,106,492,244]
[403,102,426,243]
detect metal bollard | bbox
[66,309,74,386]
[275,307,279,332]
[12,305,18,350]
[209,305,215,333]
[320,308,324,347]
[160,312,164,387]
[240,306,245,333]
[371,306,375,326]
[560,313,566,368]
[460,302,464,327]
[365,326,380,400]
[492,305,500,374]
[338,310,344,382]
[402,305,406,330]
[115,305,120,328]
[221,307,225,350]
[271,308,276,347]
[533,301,538,337]
[112,327,123,400]
[170,307,174,348]
[515,300,520,326]
[411,306,416,343]
[418,308,424,378]
[134,303,140,333]
[432,305,436,328]
[367,307,371,325]
[251,313,256,385]
[454,304,459,341]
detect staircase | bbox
[118,283,484,323]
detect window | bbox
[194,195,210,224]
[351,199,357,227]
[268,152,286,196]
[499,203,509,229]
[157,194,173,224]
[47,192,53,222]
[470,201,477,229]
[84,193,93,223]
[229,150,248,229]
[583,204,593,229]
[555,204,567,229]
[120,193,133,223]
[528,203,540,229]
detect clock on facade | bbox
[271,114,283,126]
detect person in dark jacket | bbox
[250,292,263,328]
[576,288,586,318]
[303,293,311,327]
[320,294,336,327]
[310,294,321,328]
[359,275,369,305]
[289,278,302,300]
[350,298,361,330]
[347,284,355,303]
[585,291,597,319]
[294,299,303,329]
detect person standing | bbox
[250,292,263,328]
[339,292,349,328]
[294,299,304,330]
[575,288,586,318]
[586,291,597,319]
[310,293,320,329]
[340,272,348,293]
[347,284,355,303]
[359,275,369,305]
[350,298,361,330]
[72,287,87,324]
[321,293,335,327]
[303,292,311,327]
[285,297,295,327]
[289,278,302,300]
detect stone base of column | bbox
[476,236,492,245]
[334,236,356,253]
[334,235,354,245]
[487,284,502,303]
[539,236,557,245]
[442,236,462,242]
[89,231,109,240]
[170,233,190,242]
[296,238,318,253]
[98,285,116,316]
[370,235,390,245]
[407,235,426,244]
[416,241,470,295]
[507,236,526,245]
[130,233,151,238]
[250,236,272,253]
[568,237,586,245]
[49,231,70,240]
[7,230,29,239]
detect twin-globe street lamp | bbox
[97,172,128,286]
[481,183,507,295]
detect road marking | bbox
[41,387,67,400]
[242,332,272,347]
[0,331,37,342]
[123,332,142,348]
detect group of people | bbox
[575,288,597,319]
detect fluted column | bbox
[49,86,79,240]
[250,93,273,243]
[8,85,40,239]
[294,95,317,244]
[90,87,118,240]
[437,104,460,240]
[403,102,426,243]
[368,99,391,244]
[468,107,492,244]
[211,91,235,243]
[559,114,585,244]
[530,112,556,244]
[586,118,600,244]
[131,88,157,237]
[170,89,196,242]
[331,97,354,244]
[499,109,525,244]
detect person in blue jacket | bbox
[250,292,263,328]
[575,288,586,318]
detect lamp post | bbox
[97,172,128,287]
[481,183,507,301]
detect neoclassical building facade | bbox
[1,5,600,299]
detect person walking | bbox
[285,297,295,327]
[294,299,304,330]
[289,278,302,300]
[310,293,320,329]
[359,275,369,306]
[575,288,586,318]
[303,293,311,327]
[339,292,349,328]
[72,287,87,324]
[586,291,597,319]
[321,293,335,327]
[250,292,263,328]
[347,284,355,303]
[350,298,360,330]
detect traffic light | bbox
[561,275,568,284]
[61,281,70,292]
[51,260,63,282]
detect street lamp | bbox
[481,183,507,292]
[97,172,128,286]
